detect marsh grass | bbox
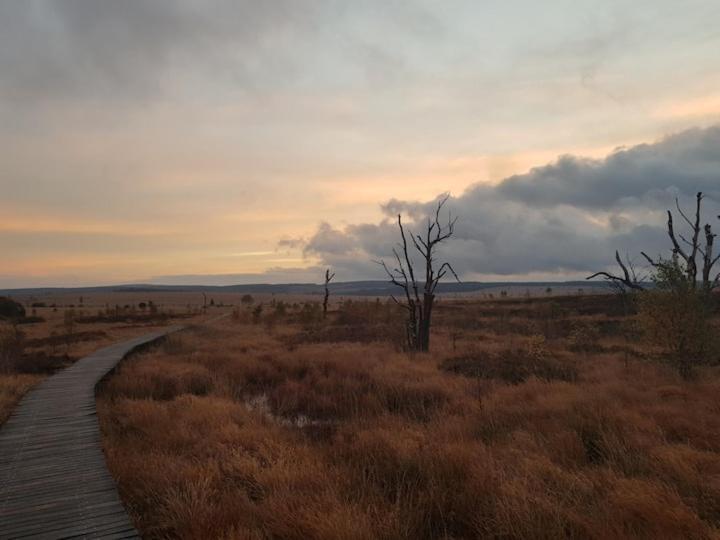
[97,296,720,539]
[0,295,208,426]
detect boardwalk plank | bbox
[0,326,181,539]
[2,508,131,537]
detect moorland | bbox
[84,292,720,539]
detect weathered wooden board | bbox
[0,326,182,539]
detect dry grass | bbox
[96,296,720,539]
[0,292,212,425]
[0,374,43,425]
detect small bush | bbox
[637,260,718,377]
[0,297,25,320]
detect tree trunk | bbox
[418,293,434,351]
[702,223,715,294]
[323,269,334,319]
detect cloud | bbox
[304,223,354,256]
[277,237,307,250]
[498,126,720,208]
[304,125,720,280]
[3,3,720,288]
[0,1,316,103]
[0,1,449,107]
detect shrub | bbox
[637,259,718,377]
[0,297,25,320]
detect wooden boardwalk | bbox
[0,326,182,539]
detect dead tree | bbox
[640,192,719,294]
[589,192,719,294]
[587,251,645,365]
[588,192,718,377]
[378,195,459,352]
[323,268,335,318]
[587,250,645,292]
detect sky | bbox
[1,0,720,287]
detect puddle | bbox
[244,393,335,428]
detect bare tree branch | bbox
[640,251,658,267]
[675,196,696,230]
[378,194,458,351]
[679,234,694,249]
[586,250,645,291]
[702,219,718,291]
[436,262,461,285]
[666,210,689,262]
[595,191,718,295]
[388,294,412,311]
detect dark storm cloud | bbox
[304,126,720,279]
[0,0,315,102]
[498,126,720,208]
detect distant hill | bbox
[0,280,613,296]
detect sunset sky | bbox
[1,1,720,287]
